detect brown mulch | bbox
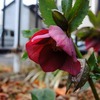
[0,66,100,100]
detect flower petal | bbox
[30,30,50,45]
[85,39,98,49]
[31,29,49,39]
[26,42,44,63]
[60,56,81,76]
[93,41,100,51]
[26,29,51,63]
[49,26,76,58]
[39,44,67,72]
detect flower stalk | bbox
[88,76,99,100]
[74,43,99,100]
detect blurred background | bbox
[0,0,100,99]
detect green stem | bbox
[88,76,99,100]
[74,43,99,100]
[74,43,83,58]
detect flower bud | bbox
[52,9,68,31]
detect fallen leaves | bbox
[0,66,100,100]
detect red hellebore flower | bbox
[85,37,100,52]
[26,26,81,76]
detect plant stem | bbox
[88,76,99,100]
[74,43,99,100]
[74,44,83,58]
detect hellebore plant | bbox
[76,11,100,52]
[26,25,81,76]
[23,0,100,100]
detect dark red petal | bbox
[85,38,97,49]
[26,41,44,63]
[93,42,100,51]
[31,37,50,45]
[30,33,50,45]
[31,29,48,39]
[39,44,67,72]
[60,55,81,76]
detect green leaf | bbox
[90,73,100,80]
[31,93,38,100]
[97,56,100,63]
[31,88,56,100]
[88,10,97,26]
[52,10,68,31]
[81,82,89,91]
[96,12,100,27]
[22,28,39,38]
[76,27,92,40]
[53,70,60,76]
[88,11,100,28]
[68,0,83,20]
[88,52,97,71]
[68,0,89,32]
[39,0,57,26]
[61,0,72,19]
[93,65,100,73]
[22,51,28,60]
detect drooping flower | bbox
[26,25,81,76]
[85,35,100,52]
[76,27,100,52]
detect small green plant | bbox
[31,88,56,100]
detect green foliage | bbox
[52,70,60,76]
[52,10,68,31]
[97,56,100,63]
[68,0,82,20]
[88,52,97,71]
[88,11,100,28]
[22,51,28,60]
[90,73,100,80]
[31,94,38,100]
[68,0,89,32]
[76,11,100,41]
[76,27,92,40]
[22,28,39,38]
[88,11,97,27]
[31,88,56,100]
[81,82,89,91]
[39,0,89,33]
[39,0,57,26]
[61,0,72,19]
[88,53,100,80]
